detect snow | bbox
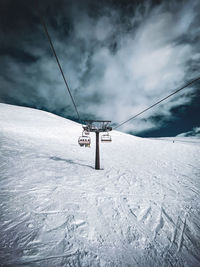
[0,103,200,266]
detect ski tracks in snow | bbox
[0,131,200,266]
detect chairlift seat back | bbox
[78,136,91,146]
[101,134,112,142]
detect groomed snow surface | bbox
[0,103,200,267]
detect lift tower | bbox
[82,120,112,170]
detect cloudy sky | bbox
[0,0,200,137]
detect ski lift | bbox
[78,135,91,147]
[101,132,112,142]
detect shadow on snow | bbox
[49,156,95,169]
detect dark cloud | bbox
[177,126,200,137]
[0,0,200,136]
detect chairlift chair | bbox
[78,136,91,147]
[101,133,112,142]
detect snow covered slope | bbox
[0,103,200,267]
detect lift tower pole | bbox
[95,131,100,170]
[82,120,112,170]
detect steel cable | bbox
[36,1,81,122]
[113,76,200,130]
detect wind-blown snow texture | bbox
[0,103,200,266]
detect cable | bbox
[36,1,81,122]
[114,76,200,130]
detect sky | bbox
[0,0,200,137]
